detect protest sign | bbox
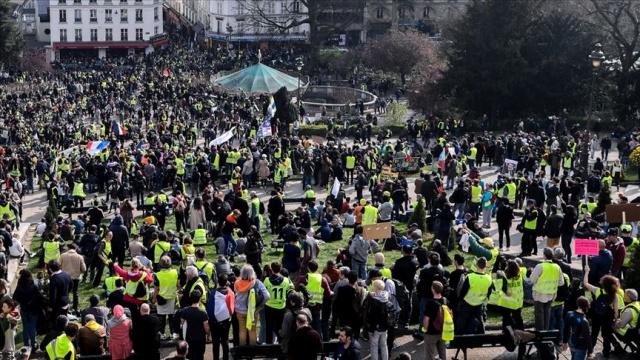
[574,239,600,256]
[363,223,392,240]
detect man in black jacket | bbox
[48,259,72,320]
[109,215,129,265]
[391,245,419,328]
[133,304,161,360]
[267,191,285,235]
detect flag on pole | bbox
[331,178,340,198]
[267,96,277,119]
[50,158,57,181]
[111,120,128,136]
[86,141,110,155]
[257,118,272,139]
[209,127,236,146]
[438,149,446,171]
[135,141,150,151]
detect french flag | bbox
[438,149,446,171]
[86,141,110,155]
[112,120,128,136]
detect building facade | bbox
[48,0,166,61]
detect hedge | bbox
[298,123,406,137]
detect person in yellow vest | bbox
[465,231,500,271]
[153,256,180,340]
[530,247,564,355]
[151,232,172,272]
[191,223,208,246]
[455,257,493,334]
[294,260,329,337]
[371,252,392,278]
[43,231,62,266]
[0,196,20,229]
[92,231,113,287]
[613,288,640,347]
[263,262,294,344]
[72,178,86,207]
[103,275,123,296]
[520,199,539,257]
[180,265,208,309]
[278,159,289,189]
[496,260,524,330]
[249,192,261,231]
[113,258,154,318]
[193,248,216,289]
[361,200,378,226]
[469,179,482,219]
[45,323,79,360]
[231,166,242,195]
[423,280,454,359]
[345,152,356,185]
[621,225,639,278]
[468,145,477,169]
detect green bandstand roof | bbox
[213,63,301,94]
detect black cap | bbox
[368,269,382,279]
[589,220,598,228]
[608,228,618,236]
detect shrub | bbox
[299,124,328,137]
[407,199,427,233]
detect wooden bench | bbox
[230,340,340,360]
[448,329,559,360]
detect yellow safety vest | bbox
[154,241,171,264]
[471,185,482,203]
[101,240,112,260]
[125,273,148,301]
[43,241,61,264]
[156,268,179,300]
[615,301,640,336]
[524,210,538,230]
[533,262,560,295]
[469,147,477,160]
[72,182,85,198]
[346,156,356,170]
[464,272,492,306]
[307,273,323,305]
[488,278,502,306]
[442,304,454,342]
[185,278,207,309]
[192,229,207,245]
[264,276,292,310]
[46,334,75,360]
[506,183,516,204]
[104,276,122,293]
[497,276,524,310]
[552,273,571,307]
[0,203,16,221]
[362,205,378,225]
[305,190,315,199]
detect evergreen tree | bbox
[593,183,612,218]
[408,199,427,233]
[44,197,59,234]
[624,244,640,291]
[0,0,25,66]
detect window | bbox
[120,9,128,22]
[89,0,96,3]
[154,26,158,35]
[73,0,80,3]
[121,28,128,41]
[135,28,143,40]
[106,28,113,41]
[135,9,143,22]
[59,0,66,3]
[280,2,286,13]
[135,0,142,2]
[90,28,97,41]
[120,0,127,3]
[90,9,97,22]
[423,7,432,18]
[59,9,66,22]
[376,7,383,19]
[105,9,112,22]
[292,1,299,13]
[75,28,82,41]
[398,8,405,18]
[154,7,159,21]
[74,9,81,22]
[60,29,67,41]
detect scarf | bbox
[246,287,256,331]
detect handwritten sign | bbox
[574,239,600,256]
[363,223,392,240]
[381,166,398,180]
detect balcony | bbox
[74,17,82,23]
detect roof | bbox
[213,63,301,94]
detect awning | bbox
[53,41,150,49]
[204,32,308,42]
[193,22,205,34]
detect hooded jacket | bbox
[234,279,270,315]
[365,291,391,333]
[109,216,129,250]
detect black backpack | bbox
[388,278,409,308]
[593,290,612,316]
[382,299,398,328]
[555,273,570,303]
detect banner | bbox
[504,159,518,171]
[257,118,272,138]
[86,141,110,155]
[209,127,236,146]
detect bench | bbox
[60,205,108,217]
[230,340,340,360]
[448,329,559,360]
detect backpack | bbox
[555,273,570,303]
[432,303,445,332]
[382,299,398,328]
[210,289,231,322]
[352,285,367,313]
[175,198,186,213]
[535,207,547,236]
[593,290,612,316]
[182,247,196,269]
[195,262,211,290]
[388,278,409,309]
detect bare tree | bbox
[237,0,367,68]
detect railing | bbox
[302,86,377,115]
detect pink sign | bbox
[574,239,600,256]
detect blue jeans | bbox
[21,311,38,348]
[549,304,564,344]
[352,259,367,280]
[418,297,428,332]
[303,174,313,189]
[222,232,237,255]
[453,202,466,219]
[311,309,322,340]
[569,342,588,360]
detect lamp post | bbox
[582,43,606,180]
[296,57,304,104]
[226,24,233,51]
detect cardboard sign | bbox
[574,239,600,256]
[381,166,398,180]
[605,204,640,223]
[363,223,392,240]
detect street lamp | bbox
[226,24,233,51]
[296,57,304,105]
[582,43,606,180]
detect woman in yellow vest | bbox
[496,260,524,330]
[43,232,61,267]
[45,323,78,360]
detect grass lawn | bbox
[17,215,534,347]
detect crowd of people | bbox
[0,32,639,360]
